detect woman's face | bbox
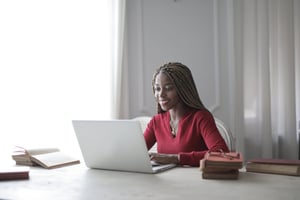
[153,72,181,111]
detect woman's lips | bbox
[159,100,168,106]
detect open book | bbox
[12,146,80,169]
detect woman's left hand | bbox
[149,153,179,165]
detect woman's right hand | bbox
[149,153,179,165]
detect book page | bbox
[26,147,60,156]
[30,152,80,169]
[13,146,60,156]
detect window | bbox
[0,1,113,158]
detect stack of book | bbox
[12,146,80,169]
[200,151,243,179]
[246,158,300,176]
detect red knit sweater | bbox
[144,109,229,166]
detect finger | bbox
[150,155,154,160]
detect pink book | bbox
[200,151,243,170]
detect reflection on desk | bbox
[0,164,299,200]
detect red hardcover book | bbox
[200,151,243,170]
[202,169,239,180]
[0,166,30,181]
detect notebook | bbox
[72,120,176,173]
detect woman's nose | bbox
[158,89,166,97]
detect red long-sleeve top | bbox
[144,109,229,166]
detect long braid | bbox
[152,62,207,113]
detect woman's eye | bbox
[165,85,174,91]
[154,87,161,92]
[154,84,174,92]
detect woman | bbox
[144,62,229,167]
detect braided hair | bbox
[152,62,207,113]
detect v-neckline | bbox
[167,110,197,138]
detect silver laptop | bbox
[72,120,176,173]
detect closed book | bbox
[246,158,300,176]
[200,151,243,170]
[201,166,237,173]
[0,167,30,180]
[200,151,243,180]
[202,169,239,180]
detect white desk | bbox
[0,164,299,200]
